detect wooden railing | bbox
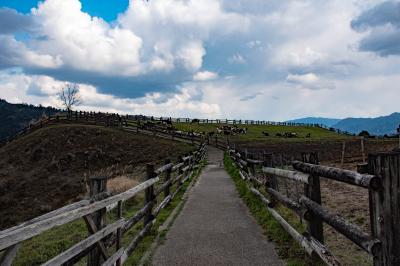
[228,147,400,266]
[0,143,206,265]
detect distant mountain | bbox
[0,99,60,141]
[332,113,400,135]
[286,117,341,127]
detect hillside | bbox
[0,99,59,141]
[286,117,341,127]
[332,113,400,135]
[0,124,193,229]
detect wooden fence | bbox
[0,142,206,265]
[0,112,206,147]
[227,147,400,266]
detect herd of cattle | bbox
[137,119,311,138]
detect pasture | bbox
[174,122,352,142]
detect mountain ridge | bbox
[287,113,400,135]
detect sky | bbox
[0,0,399,120]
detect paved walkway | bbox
[152,146,283,266]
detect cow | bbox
[262,131,269,137]
[191,119,200,124]
[306,133,311,138]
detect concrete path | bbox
[151,146,283,266]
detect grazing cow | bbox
[284,132,297,138]
[161,119,172,125]
[276,133,282,137]
[208,131,215,137]
[262,131,269,137]
[191,119,200,124]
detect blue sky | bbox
[0,0,400,120]
[0,0,129,21]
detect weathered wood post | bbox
[144,164,156,226]
[164,159,172,198]
[368,151,400,266]
[178,156,184,186]
[215,135,218,147]
[263,152,277,206]
[302,152,324,244]
[361,137,366,163]
[116,199,123,266]
[88,176,108,266]
[341,141,346,168]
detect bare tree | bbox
[58,83,81,114]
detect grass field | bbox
[174,123,352,142]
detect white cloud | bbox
[1,0,400,120]
[193,71,219,81]
[286,73,335,90]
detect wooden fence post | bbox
[164,159,172,198]
[341,141,346,168]
[88,176,108,266]
[144,164,156,226]
[302,152,324,244]
[361,137,366,163]
[263,152,277,206]
[368,151,400,266]
[178,156,184,186]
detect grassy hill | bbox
[0,124,193,229]
[175,122,350,142]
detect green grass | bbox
[175,123,352,143]
[9,163,205,266]
[223,153,320,266]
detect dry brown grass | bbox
[107,175,140,194]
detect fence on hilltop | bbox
[0,110,354,146]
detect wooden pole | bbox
[88,176,108,266]
[116,200,122,266]
[144,164,155,226]
[302,152,324,245]
[361,137,366,163]
[397,125,400,149]
[368,151,400,265]
[341,141,346,168]
[164,159,172,198]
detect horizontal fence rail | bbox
[0,141,206,265]
[227,147,400,266]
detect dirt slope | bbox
[0,124,193,229]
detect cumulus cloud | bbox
[1,0,400,120]
[193,71,219,81]
[351,1,400,56]
[286,73,335,90]
[0,71,221,117]
[0,0,250,97]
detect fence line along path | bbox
[152,146,283,266]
